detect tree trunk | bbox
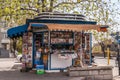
[97,41,106,58]
[101,46,106,58]
[41,0,46,12]
[100,42,106,58]
[41,0,53,12]
[13,39,17,57]
[49,0,54,12]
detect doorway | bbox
[33,33,48,70]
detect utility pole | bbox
[107,47,110,65]
[117,39,120,75]
[116,32,120,75]
[106,40,110,65]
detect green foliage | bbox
[0,0,118,26]
[77,0,81,3]
[16,37,22,53]
[0,0,119,50]
[0,0,38,26]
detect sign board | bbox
[115,36,120,40]
[118,39,120,44]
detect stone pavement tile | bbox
[113,76,120,80]
[69,77,85,80]
[0,71,72,80]
[0,70,87,80]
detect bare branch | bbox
[28,3,31,8]
[53,0,97,8]
[21,7,39,13]
[53,2,78,8]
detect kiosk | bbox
[7,12,108,71]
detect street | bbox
[0,57,119,80]
[0,58,15,71]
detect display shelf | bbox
[60,50,74,54]
[52,50,74,54]
[50,31,74,54]
[43,32,48,44]
[50,32,74,48]
[22,32,33,68]
[34,33,44,50]
[51,43,73,45]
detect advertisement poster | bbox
[22,32,33,68]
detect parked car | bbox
[16,54,22,62]
[15,51,22,62]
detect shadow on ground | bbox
[0,70,82,80]
[11,63,21,69]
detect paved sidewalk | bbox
[0,70,80,80]
[0,57,120,80]
[94,57,120,80]
[0,58,16,71]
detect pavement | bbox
[94,57,120,80]
[0,58,22,72]
[0,71,73,80]
[0,57,120,80]
[0,58,15,71]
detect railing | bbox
[34,12,86,21]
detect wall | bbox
[0,48,9,58]
[0,28,10,58]
[0,31,2,48]
[50,54,73,69]
[68,66,113,80]
[0,28,10,50]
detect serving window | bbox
[50,31,73,44]
[50,31,74,53]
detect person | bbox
[91,54,95,63]
[73,44,84,67]
[35,48,42,65]
[115,55,120,67]
[21,50,32,72]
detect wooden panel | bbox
[99,28,107,32]
[28,23,108,32]
[46,24,100,32]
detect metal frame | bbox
[32,30,93,70]
[90,33,92,64]
[26,19,96,25]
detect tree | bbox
[0,0,119,25]
[71,0,120,58]
[92,30,109,58]
[0,0,119,57]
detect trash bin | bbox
[36,65,45,74]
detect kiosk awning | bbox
[7,24,28,38]
[31,23,47,28]
[29,23,108,32]
[28,23,48,31]
[46,24,107,32]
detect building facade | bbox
[0,22,10,58]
